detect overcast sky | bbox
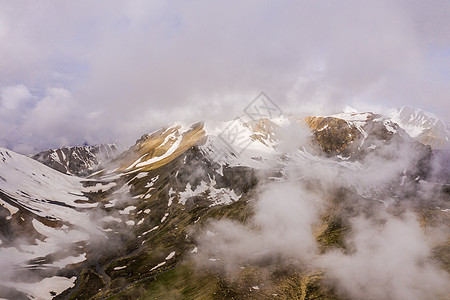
[0,1,449,153]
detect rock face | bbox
[32,144,120,176]
[306,116,363,155]
[305,112,409,158]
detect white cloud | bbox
[0,86,95,153]
[0,84,32,110]
[318,213,450,300]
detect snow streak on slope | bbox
[111,122,205,174]
[126,129,184,170]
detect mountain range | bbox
[0,107,448,300]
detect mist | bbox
[195,181,323,273]
[317,212,449,300]
[194,120,450,299]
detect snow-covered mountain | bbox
[0,108,449,299]
[32,144,121,176]
[388,107,450,149]
[0,148,105,299]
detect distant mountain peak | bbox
[388,106,449,149]
[32,144,122,176]
[342,105,359,114]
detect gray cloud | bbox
[0,1,449,153]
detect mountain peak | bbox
[388,106,449,149]
[32,144,121,176]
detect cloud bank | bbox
[0,1,449,153]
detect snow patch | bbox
[150,261,166,271]
[125,220,135,226]
[161,213,169,223]
[104,199,119,208]
[3,276,76,300]
[100,216,122,223]
[50,253,86,268]
[119,206,136,215]
[165,251,176,260]
[178,181,240,207]
[142,226,159,235]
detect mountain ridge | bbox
[32,144,121,176]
